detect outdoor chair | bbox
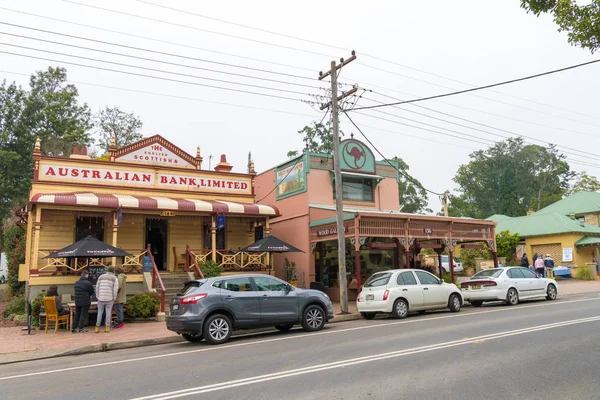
[172,246,186,271]
[44,296,70,333]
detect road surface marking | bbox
[0,297,597,381]
[127,316,600,400]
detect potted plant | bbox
[284,258,297,286]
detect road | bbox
[2,294,600,400]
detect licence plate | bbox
[366,294,374,301]
[470,285,481,290]
[172,304,179,310]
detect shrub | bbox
[31,292,45,326]
[3,294,25,318]
[2,224,26,295]
[200,260,222,278]
[127,292,160,318]
[284,258,296,281]
[573,266,594,281]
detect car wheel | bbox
[448,294,461,312]
[506,288,519,306]
[470,301,483,308]
[361,312,376,320]
[181,332,203,343]
[274,324,295,331]
[302,305,325,332]
[203,314,232,345]
[546,284,557,301]
[392,299,409,319]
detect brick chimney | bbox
[214,154,233,172]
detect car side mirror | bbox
[286,284,293,292]
[438,279,443,284]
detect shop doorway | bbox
[254,225,264,242]
[146,218,168,270]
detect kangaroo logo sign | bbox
[339,139,375,174]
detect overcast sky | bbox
[1,0,599,212]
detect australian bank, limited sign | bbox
[39,163,251,194]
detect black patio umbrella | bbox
[240,235,303,276]
[240,235,304,253]
[44,235,132,259]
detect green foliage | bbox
[3,294,25,318]
[448,138,572,218]
[2,223,25,295]
[569,172,600,195]
[459,247,492,270]
[288,121,344,158]
[0,67,94,224]
[31,291,45,327]
[199,260,222,278]
[127,292,160,318]
[521,0,600,53]
[392,157,431,214]
[95,105,143,150]
[496,230,521,262]
[284,258,297,281]
[573,265,594,280]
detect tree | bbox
[288,120,340,158]
[496,230,521,263]
[393,157,431,214]
[22,67,93,156]
[94,105,143,150]
[0,80,30,225]
[448,137,573,219]
[569,172,600,195]
[521,0,600,53]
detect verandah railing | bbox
[185,248,270,273]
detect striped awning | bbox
[30,193,279,216]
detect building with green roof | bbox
[486,192,600,267]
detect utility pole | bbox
[319,51,357,314]
[442,191,449,217]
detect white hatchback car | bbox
[461,267,559,307]
[441,255,463,273]
[356,269,463,319]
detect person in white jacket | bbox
[95,266,119,333]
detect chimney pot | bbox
[73,147,79,155]
[82,147,88,156]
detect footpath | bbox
[1,279,598,365]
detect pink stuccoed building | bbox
[254,137,497,301]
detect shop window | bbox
[334,177,374,202]
[76,216,104,241]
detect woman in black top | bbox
[46,285,70,316]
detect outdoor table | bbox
[67,301,98,329]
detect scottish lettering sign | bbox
[116,144,194,167]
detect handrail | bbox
[186,244,204,279]
[147,244,166,313]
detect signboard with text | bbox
[116,143,195,167]
[39,162,252,195]
[316,225,349,237]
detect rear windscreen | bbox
[364,272,392,287]
[177,281,204,296]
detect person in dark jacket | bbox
[46,285,69,317]
[72,271,94,333]
[520,253,529,268]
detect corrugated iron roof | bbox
[488,212,600,237]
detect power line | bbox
[0,49,313,103]
[360,83,597,138]
[0,29,324,91]
[136,0,350,53]
[0,22,319,83]
[0,42,314,97]
[61,0,337,58]
[0,6,316,73]
[361,95,600,162]
[342,111,443,196]
[130,1,600,122]
[349,58,600,112]
[0,70,322,119]
[350,109,600,171]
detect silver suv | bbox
[166,274,334,345]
